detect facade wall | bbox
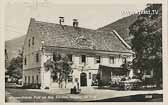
[40,51,133,88]
[23,19,42,70]
[23,68,41,85]
[23,19,42,86]
[72,54,132,68]
[23,44,133,88]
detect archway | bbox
[80,72,87,86]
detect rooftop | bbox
[30,18,132,53]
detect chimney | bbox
[59,17,64,25]
[73,19,78,27]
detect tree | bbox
[44,52,73,88]
[7,50,23,80]
[129,4,162,87]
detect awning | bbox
[99,65,129,73]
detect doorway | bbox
[80,72,87,86]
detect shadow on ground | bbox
[93,86,163,91]
[88,93,163,102]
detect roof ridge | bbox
[111,30,131,50]
[35,19,95,31]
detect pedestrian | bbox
[74,78,80,93]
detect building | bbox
[22,18,134,89]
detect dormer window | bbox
[32,37,35,45]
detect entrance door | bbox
[80,73,87,86]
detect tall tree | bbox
[7,50,23,80]
[129,4,162,87]
[44,52,73,88]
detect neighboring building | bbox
[23,18,134,89]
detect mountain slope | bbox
[5,35,26,61]
[97,14,138,44]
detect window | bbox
[28,76,30,84]
[32,76,34,83]
[109,56,115,64]
[32,37,35,45]
[25,76,27,84]
[89,72,92,79]
[24,57,27,65]
[36,53,39,62]
[68,54,72,62]
[118,54,121,62]
[36,75,39,83]
[81,55,86,63]
[95,56,101,63]
[28,39,31,47]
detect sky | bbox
[4,0,147,41]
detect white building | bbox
[23,18,134,89]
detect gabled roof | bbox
[30,18,132,53]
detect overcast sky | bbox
[4,0,147,41]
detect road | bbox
[5,87,163,102]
